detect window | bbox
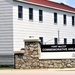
[54,13,57,23]
[29,8,33,20]
[54,38,58,45]
[72,16,74,26]
[39,37,43,45]
[72,39,75,44]
[64,38,67,44]
[39,10,43,21]
[63,14,66,25]
[18,6,23,18]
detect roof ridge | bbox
[15,0,75,12]
[60,2,75,9]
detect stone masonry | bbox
[15,39,75,69]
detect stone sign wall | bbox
[14,39,75,69]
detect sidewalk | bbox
[0,69,75,75]
[48,68,75,71]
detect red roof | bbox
[24,0,75,12]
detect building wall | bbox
[13,1,75,51]
[0,0,14,65]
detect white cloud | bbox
[49,0,75,8]
[50,0,61,2]
[49,0,67,4]
[62,0,67,4]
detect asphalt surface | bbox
[0,69,75,75]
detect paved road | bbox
[0,69,75,75]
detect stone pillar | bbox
[15,39,40,69]
[24,39,40,69]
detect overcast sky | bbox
[49,0,75,8]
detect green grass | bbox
[0,65,14,70]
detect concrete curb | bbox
[0,68,75,71]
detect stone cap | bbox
[24,38,40,42]
[14,50,25,54]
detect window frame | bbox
[29,8,33,20]
[72,16,74,26]
[39,10,43,22]
[72,39,75,44]
[64,38,67,44]
[39,37,43,45]
[18,5,23,19]
[54,38,58,45]
[54,13,57,24]
[63,14,67,25]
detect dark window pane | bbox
[29,14,33,20]
[29,8,33,14]
[39,10,42,15]
[39,16,43,21]
[72,16,74,26]
[54,13,57,23]
[18,6,23,18]
[72,39,75,44]
[18,13,22,18]
[72,39,74,44]
[18,6,22,12]
[54,38,58,45]
[39,37,43,44]
[64,38,67,44]
[29,8,33,20]
[54,19,57,23]
[39,10,43,21]
[63,14,66,25]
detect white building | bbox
[0,0,75,65]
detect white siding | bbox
[0,0,14,65]
[13,1,75,51]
